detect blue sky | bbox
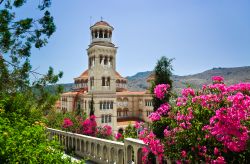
[15,0,250,83]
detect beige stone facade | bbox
[59,20,154,132]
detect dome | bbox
[94,21,111,27]
[91,20,113,30]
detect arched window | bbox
[103,101,106,109]
[105,115,108,123]
[110,57,113,66]
[101,115,104,123]
[95,31,98,38]
[90,77,94,87]
[109,115,111,122]
[110,101,113,109]
[123,109,128,117]
[107,77,110,86]
[99,30,103,38]
[104,30,108,38]
[104,56,108,65]
[117,108,122,117]
[100,101,102,110]
[107,101,110,109]
[102,77,105,86]
[100,55,103,64]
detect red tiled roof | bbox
[80,69,88,78]
[75,69,126,80]
[115,71,127,81]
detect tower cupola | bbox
[90,20,114,43]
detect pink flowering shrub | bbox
[81,115,97,136]
[149,103,171,122]
[135,121,144,129]
[96,125,113,139]
[62,118,73,130]
[212,76,224,83]
[139,129,164,163]
[154,84,170,100]
[141,77,250,163]
[115,132,124,141]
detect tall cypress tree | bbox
[151,56,173,139]
[89,94,95,116]
[151,56,174,111]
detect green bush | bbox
[124,123,137,139]
[0,94,84,163]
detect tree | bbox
[151,56,174,111]
[89,94,95,116]
[0,1,76,162]
[0,0,59,96]
[151,56,173,138]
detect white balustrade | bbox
[46,128,163,164]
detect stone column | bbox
[67,136,69,149]
[101,57,104,65]
[79,139,82,152]
[92,57,95,67]
[134,147,138,164]
[108,57,111,67]
[106,147,110,163]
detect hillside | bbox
[126,66,250,92]
[57,66,250,93]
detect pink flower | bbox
[115,132,123,140]
[149,112,161,121]
[182,88,195,97]
[135,121,144,129]
[212,156,226,164]
[82,115,97,136]
[181,150,187,158]
[156,103,171,116]
[164,128,171,137]
[154,84,170,100]
[212,76,224,83]
[176,97,187,106]
[214,147,219,155]
[62,118,73,128]
[176,160,182,164]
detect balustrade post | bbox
[134,147,138,164]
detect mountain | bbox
[57,66,250,93]
[126,66,250,93]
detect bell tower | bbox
[87,20,117,94]
[87,20,118,131]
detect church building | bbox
[59,20,154,132]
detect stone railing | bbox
[47,128,148,164]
